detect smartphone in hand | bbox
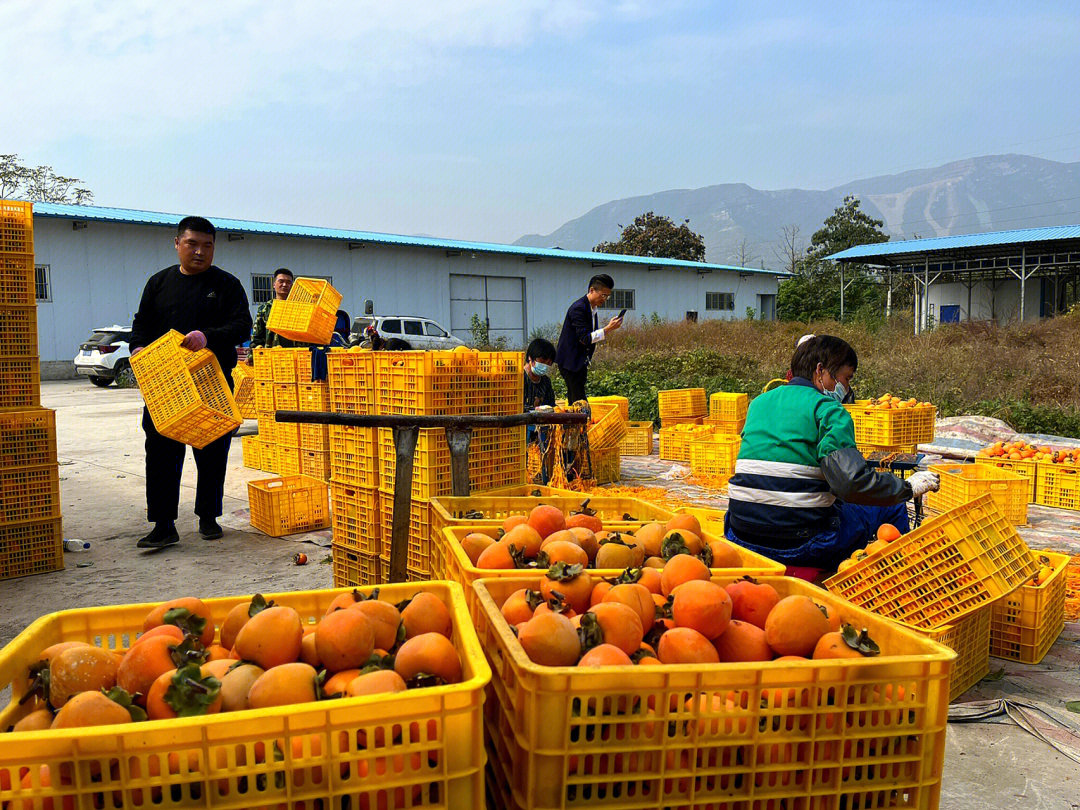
[617,308,627,320]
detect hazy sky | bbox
[5,1,1079,243]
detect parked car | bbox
[74,326,135,387]
[349,316,465,350]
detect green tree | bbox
[777,195,889,321]
[0,153,93,204]
[594,211,706,261]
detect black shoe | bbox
[198,518,224,540]
[137,523,179,549]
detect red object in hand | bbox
[180,330,207,351]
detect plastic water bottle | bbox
[63,539,91,552]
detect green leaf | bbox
[163,663,221,717]
[163,607,208,638]
[1065,701,1080,713]
[576,612,604,653]
[659,532,691,561]
[546,562,585,582]
[247,594,275,618]
[104,686,147,722]
[840,625,880,657]
[168,635,208,668]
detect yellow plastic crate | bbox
[587,395,629,422]
[620,421,654,455]
[294,346,314,383]
[327,348,376,415]
[702,415,746,433]
[587,401,628,449]
[475,574,953,810]
[230,363,257,419]
[975,454,1037,501]
[375,350,522,416]
[928,462,1029,525]
[275,418,301,448]
[658,423,721,462]
[265,277,343,344]
[0,464,60,526]
[436,524,784,613]
[590,445,620,484]
[1034,462,1080,510]
[274,445,302,476]
[826,493,1038,629]
[659,415,703,428]
[674,505,726,538]
[330,483,381,555]
[252,347,272,380]
[256,412,273,441]
[376,426,526,501]
[329,424,379,488]
[657,387,707,418]
[253,379,275,414]
[708,391,748,421]
[0,199,33,254]
[844,402,936,446]
[300,422,330,452]
[248,474,329,536]
[990,550,1069,664]
[380,497,434,573]
[688,433,741,479]
[300,448,330,480]
[0,356,39,410]
[298,381,330,412]
[0,408,56,468]
[902,606,991,702]
[273,381,299,411]
[130,330,241,449]
[268,347,307,383]
[0,583,488,810]
[0,254,34,306]
[479,484,582,497]
[0,517,63,581]
[240,434,262,469]
[332,545,388,587]
[0,305,38,357]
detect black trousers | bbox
[561,366,588,405]
[142,407,233,523]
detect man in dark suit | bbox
[555,274,623,404]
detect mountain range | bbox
[513,155,1080,267]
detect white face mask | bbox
[823,380,848,403]
[531,361,550,376]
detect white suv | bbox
[74,326,136,387]
[350,316,465,350]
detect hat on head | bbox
[796,333,816,347]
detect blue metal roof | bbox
[33,202,784,277]
[828,224,1080,263]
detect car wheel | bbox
[113,362,138,389]
[89,376,113,388]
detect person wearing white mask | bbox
[725,334,939,576]
[523,338,557,413]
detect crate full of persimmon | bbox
[0,583,488,810]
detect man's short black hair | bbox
[790,334,858,380]
[589,273,614,291]
[177,216,216,239]
[273,268,294,280]
[526,338,556,362]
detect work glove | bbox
[180,330,207,351]
[907,470,940,498]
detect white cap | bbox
[796,333,816,347]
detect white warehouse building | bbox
[29,203,784,377]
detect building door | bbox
[449,274,525,347]
[940,305,960,324]
[757,294,776,320]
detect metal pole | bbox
[923,259,929,331]
[839,265,845,321]
[967,271,972,322]
[445,426,473,497]
[1019,248,1026,322]
[389,426,418,583]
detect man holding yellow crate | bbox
[129,216,252,550]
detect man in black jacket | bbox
[554,274,622,404]
[129,216,253,550]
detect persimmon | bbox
[764,595,830,657]
[200,658,239,681]
[346,669,408,697]
[36,641,90,665]
[16,764,75,810]
[235,605,304,670]
[299,632,321,668]
[316,608,375,672]
[220,604,251,649]
[657,627,720,664]
[707,539,743,568]
[247,662,319,709]
[541,565,593,614]
[713,620,773,662]
[220,663,264,712]
[603,583,655,631]
[594,538,636,569]
[589,580,613,606]
[528,504,566,539]
[644,556,666,569]
[502,514,528,533]
[117,635,178,701]
[686,692,749,736]
[813,626,879,660]
[725,578,781,630]
[663,528,702,557]
[543,540,589,567]
[660,554,710,596]
[817,603,842,633]
[501,588,540,625]
[877,523,901,543]
[540,528,580,549]
[350,599,402,651]
[634,523,666,557]
[568,527,599,560]
[324,590,362,615]
[460,532,496,564]
[394,632,463,684]
[476,541,516,569]
[48,645,119,708]
[132,624,185,648]
[142,597,215,647]
[583,602,643,656]
[518,612,581,666]
[636,566,662,594]
[566,511,603,534]
[13,708,54,732]
[51,690,133,729]
[503,523,544,557]
[323,668,362,696]
[671,580,732,639]
[665,513,702,538]
[146,664,223,720]
[578,644,632,667]
[401,592,452,638]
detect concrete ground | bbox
[2,380,1079,808]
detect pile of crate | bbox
[242,347,331,482]
[687,392,747,486]
[327,349,525,586]
[846,398,936,463]
[585,397,626,483]
[657,387,706,427]
[0,201,63,580]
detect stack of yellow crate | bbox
[585,399,626,484]
[0,201,63,579]
[658,387,707,427]
[704,391,748,433]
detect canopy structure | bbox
[827,225,1080,332]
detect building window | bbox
[706,292,734,311]
[598,289,635,310]
[34,264,51,302]
[252,273,332,305]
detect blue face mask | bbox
[531,361,550,376]
[823,381,848,403]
